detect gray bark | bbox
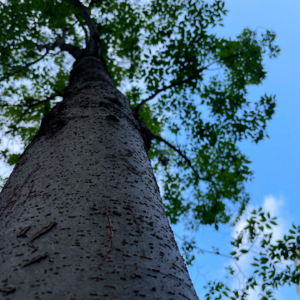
[0,55,199,300]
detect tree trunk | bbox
[0,55,198,300]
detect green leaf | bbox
[240,249,249,254]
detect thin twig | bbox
[150,133,209,183]
[0,94,59,134]
[0,50,49,82]
[0,93,59,109]
[175,234,248,281]
[35,29,82,59]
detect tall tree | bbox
[0,0,280,298]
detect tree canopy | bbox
[1,0,299,299]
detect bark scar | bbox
[0,285,16,294]
[98,200,113,268]
[17,225,31,238]
[22,253,48,268]
[126,165,140,176]
[27,222,57,248]
[1,165,40,220]
[20,182,34,206]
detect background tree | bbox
[1,0,297,299]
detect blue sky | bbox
[1,0,299,299]
[172,0,300,299]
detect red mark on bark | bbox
[98,200,113,268]
[22,253,48,268]
[27,222,57,248]
[129,204,146,257]
[0,165,40,219]
[15,165,40,204]
[20,182,34,206]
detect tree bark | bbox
[0,55,199,300]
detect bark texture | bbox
[0,55,199,300]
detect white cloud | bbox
[233,194,286,243]
[262,194,284,216]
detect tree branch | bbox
[175,234,232,259]
[88,0,96,7]
[150,132,208,183]
[2,94,59,138]
[59,43,82,59]
[35,28,82,59]
[70,0,100,55]
[75,14,89,47]
[53,88,64,97]
[0,93,59,112]
[26,94,58,109]
[71,0,99,37]
[134,65,207,114]
[134,52,245,115]
[175,233,247,280]
[0,50,49,82]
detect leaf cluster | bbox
[201,209,300,300]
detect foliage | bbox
[0,0,295,298]
[0,175,8,189]
[200,208,300,300]
[0,0,279,227]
